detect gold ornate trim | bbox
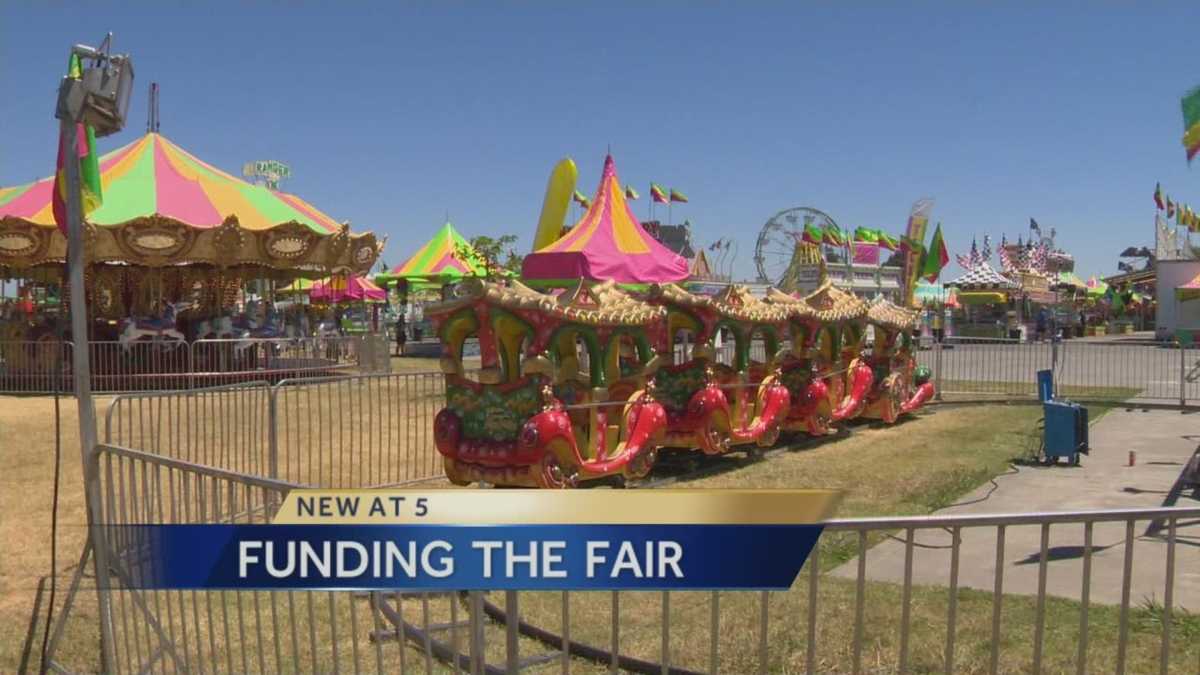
[0,215,380,275]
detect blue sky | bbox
[3,3,1198,281]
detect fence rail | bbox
[104,371,450,488]
[0,335,385,394]
[39,336,1200,672]
[78,443,1200,674]
[916,335,1200,404]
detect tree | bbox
[458,235,523,281]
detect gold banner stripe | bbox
[273,489,842,526]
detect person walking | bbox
[1035,307,1048,342]
[395,312,407,357]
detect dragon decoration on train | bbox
[427,278,935,488]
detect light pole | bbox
[52,35,134,673]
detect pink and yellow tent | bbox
[521,155,688,286]
[0,133,379,272]
[310,275,387,303]
[376,221,490,290]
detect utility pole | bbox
[52,36,134,672]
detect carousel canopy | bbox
[0,133,380,274]
[376,222,486,290]
[521,155,688,287]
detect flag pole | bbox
[61,113,118,673]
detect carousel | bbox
[0,132,382,389]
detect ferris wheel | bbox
[753,207,839,284]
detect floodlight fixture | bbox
[55,36,135,136]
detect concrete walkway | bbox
[831,408,1200,610]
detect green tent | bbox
[375,222,488,290]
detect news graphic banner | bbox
[117,489,841,591]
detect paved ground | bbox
[831,408,1200,610]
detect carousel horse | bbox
[119,301,193,350]
[233,308,286,357]
[195,314,241,340]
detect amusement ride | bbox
[428,154,937,488]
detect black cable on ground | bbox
[39,307,66,674]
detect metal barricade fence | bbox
[0,336,383,394]
[104,381,274,476]
[78,444,1200,675]
[270,372,448,487]
[88,443,388,675]
[927,336,1053,399]
[104,371,450,488]
[190,337,362,389]
[922,336,1198,404]
[424,506,1198,674]
[0,339,71,393]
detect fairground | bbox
[4,5,1200,675]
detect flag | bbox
[901,197,934,307]
[650,183,668,203]
[981,234,992,261]
[877,231,899,251]
[1155,182,1165,210]
[920,223,949,282]
[801,223,824,245]
[956,253,974,270]
[52,54,103,237]
[625,185,639,200]
[1183,86,1200,162]
[1168,199,1175,217]
[1178,204,1185,226]
[854,227,879,244]
[668,188,688,203]
[968,239,982,267]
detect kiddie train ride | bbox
[429,277,937,488]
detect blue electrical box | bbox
[1038,369,1089,465]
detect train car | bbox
[644,283,791,455]
[764,282,870,434]
[859,297,936,422]
[426,278,668,488]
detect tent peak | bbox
[602,153,617,178]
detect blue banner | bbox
[115,524,824,591]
